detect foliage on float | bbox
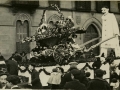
[21,4,86,43]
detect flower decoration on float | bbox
[21,4,86,43]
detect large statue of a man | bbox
[100,6,120,57]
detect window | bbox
[48,1,60,7]
[96,1,110,13]
[16,20,30,53]
[75,1,91,11]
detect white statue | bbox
[100,6,120,57]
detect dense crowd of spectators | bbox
[0,50,119,90]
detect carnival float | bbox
[21,4,118,66]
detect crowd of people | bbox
[0,49,119,90]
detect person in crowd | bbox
[29,51,40,63]
[0,58,7,73]
[20,51,27,62]
[0,52,5,60]
[28,63,42,89]
[60,62,88,88]
[100,6,120,57]
[56,67,64,76]
[0,72,9,89]
[6,56,18,75]
[85,72,91,83]
[60,62,78,88]
[47,68,62,89]
[6,75,21,89]
[110,71,119,83]
[92,57,102,70]
[87,69,111,90]
[110,78,119,90]
[14,51,22,64]
[88,50,95,58]
[26,50,34,62]
[64,69,87,90]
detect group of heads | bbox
[69,61,106,79]
[0,73,20,89]
[0,72,32,89]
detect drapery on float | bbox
[20,4,117,65]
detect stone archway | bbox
[82,17,102,55]
[82,17,102,37]
[47,14,60,24]
[84,24,100,55]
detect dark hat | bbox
[52,68,57,72]
[70,69,80,75]
[6,75,20,85]
[112,78,117,83]
[102,6,109,9]
[95,69,104,75]
[0,72,9,76]
[69,62,78,65]
[85,72,91,77]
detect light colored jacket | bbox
[48,72,61,85]
[101,13,119,48]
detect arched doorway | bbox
[84,24,100,55]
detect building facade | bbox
[0,0,120,59]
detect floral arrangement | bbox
[20,4,87,64]
[21,4,86,43]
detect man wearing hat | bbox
[0,72,9,89]
[28,64,42,89]
[87,69,111,90]
[6,56,18,76]
[64,69,87,90]
[60,61,88,88]
[68,62,78,71]
[60,62,78,88]
[6,75,20,89]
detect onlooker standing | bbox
[60,62,79,88]
[87,69,111,90]
[6,56,18,75]
[0,73,9,89]
[20,51,27,62]
[28,63,42,89]
[47,68,62,89]
[92,57,102,70]
[64,69,87,90]
[6,75,21,89]
[14,51,22,63]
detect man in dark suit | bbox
[28,63,42,89]
[6,56,18,75]
[6,75,21,89]
[64,69,87,90]
[87,69,111,90]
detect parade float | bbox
[20,4,118,67]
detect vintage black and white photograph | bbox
[0,0,119,90]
